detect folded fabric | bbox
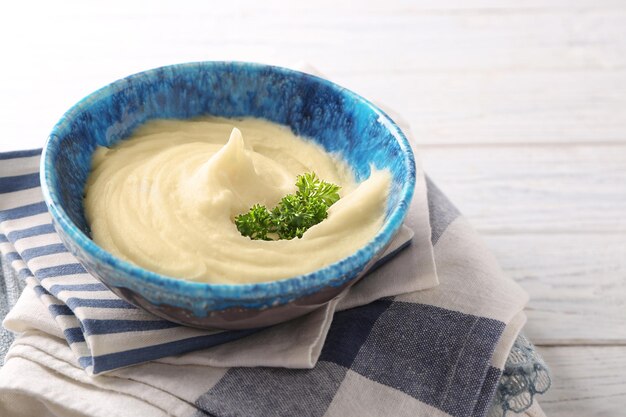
[491,334,551,417]
[0,251,25,363]
[0,66,547,415]
[0,262,549,417]
[0,178,537,417]
[0,161,538,416]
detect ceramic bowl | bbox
[40,62,415,329]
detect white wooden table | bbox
[2,1,625,415]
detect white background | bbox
[2,1,626,415]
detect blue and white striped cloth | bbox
[0,149,436,376]
[0,143,546,416]
[0,150,254,373]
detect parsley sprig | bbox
[235,173,341,240]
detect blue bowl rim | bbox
[40,61,416,303]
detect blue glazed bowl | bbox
[41,62,416,329]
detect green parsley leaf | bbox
[295,172,341,207]
[234,173,341,240]
[233,204,275,241]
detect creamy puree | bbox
[84,117,390,284]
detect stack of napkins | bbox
[0,75,543,417]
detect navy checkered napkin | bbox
[0,138,535,416]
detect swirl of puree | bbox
[84,117,391,284]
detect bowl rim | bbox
[40,61,416,303]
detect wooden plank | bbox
[420,144,626,233]
[422,144,626,345]
[535,346,626,417]
[485,234,626,344]
[3,2,626,150]
[343,71,626,145]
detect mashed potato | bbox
[84,117,390,284]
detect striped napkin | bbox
[0,148,436,376]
